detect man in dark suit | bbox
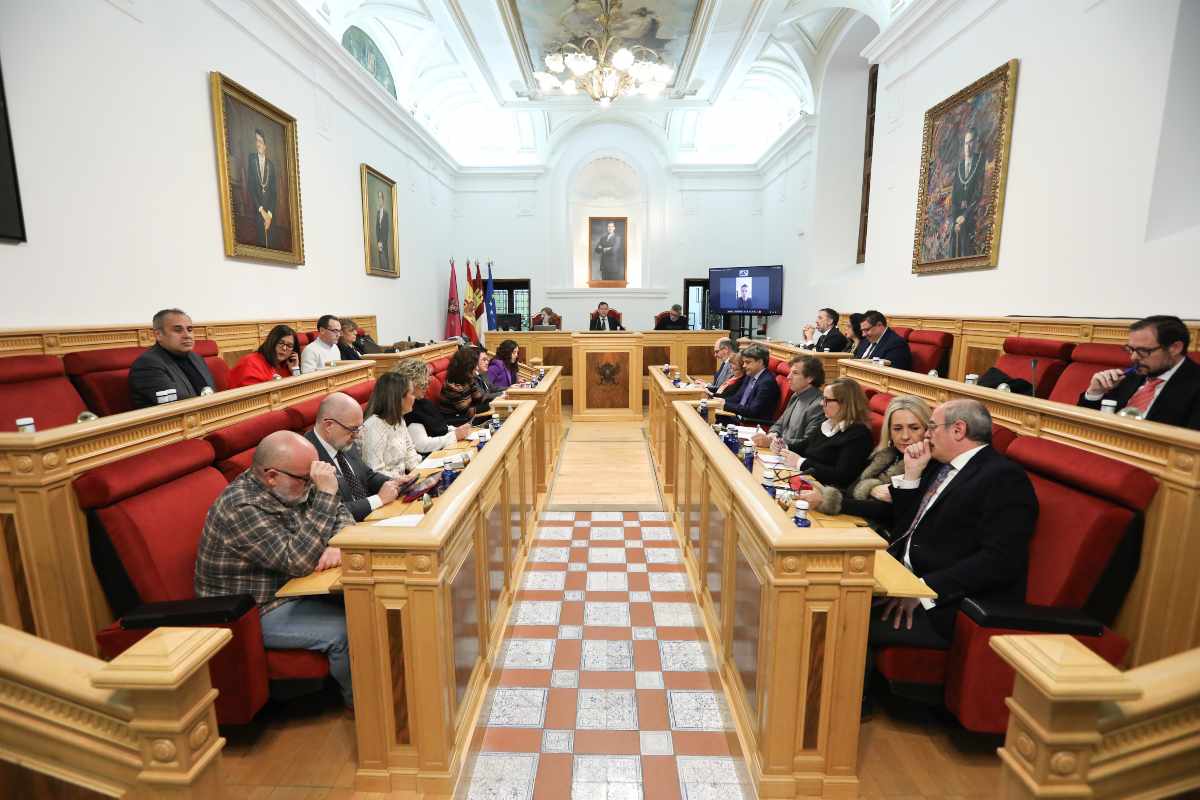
[736,283,752,310]
[801,308,849,353]
[374,190,391,270]
[305,393,404,522]
[594,222,622,280]
[854,310,913,371]
[589,301,625,331]
[654,304,689,330]
[247,129,277,248]
[704,338,736,394]
[129,308,217,409]
[721,344,780,422]
[1078,315,1200,430]
[873,399,1037,646]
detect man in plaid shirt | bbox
[195,430,356,706]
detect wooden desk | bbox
[646,366,708,497]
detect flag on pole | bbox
[444,259,463,340]
[471,260,486,344]
[484,262,498,333]
[461,262,480,344]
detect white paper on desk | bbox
[418,456,447,469]
[467,430,483,441]
[758,454,784,466]
[732,425,759,439]
[375,515,423,527]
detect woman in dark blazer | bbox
[778,378,872,490]
[713,352,745,401]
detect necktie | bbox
[1125,377,1164,413]
[737,373,757,405]
[892,462,953,550]
[336,451,366,500]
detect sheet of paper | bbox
[418,456,447,469]
[758,454,784,465]
[374,514,424,527]
[733,425,759,439]
[467,430,483,441]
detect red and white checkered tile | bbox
[462,512,752,800]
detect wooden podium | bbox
[570,332,644,421]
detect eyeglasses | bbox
[928,421,957,430]
[268,466,310,482]
[1123,345,1164,358]
[323,327,342,335]
[277,341,295,350]
[328,418,363,434]
[821,397,840,405]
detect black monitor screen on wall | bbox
[0,56,26,243]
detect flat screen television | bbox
[709,265,783,315]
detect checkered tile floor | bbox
[461,511,752,800]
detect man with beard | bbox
[194,430,356,707]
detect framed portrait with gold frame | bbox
[210,71,304,265]
[360,164,399,278]
[912,59,1018,275]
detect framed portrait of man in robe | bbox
[912,60,1018,274]
[210,72,304,265]
[588,216,627,288]
[360,164,399,278]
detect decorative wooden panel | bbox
[802,610,828,751]
[687,345,716,378]
[450,542,480,712]
[386,608,411,745]
[0,513,34,632]
[485,497,505,626]
[705,491,726,621]
[643,346,671,375]
[732,542,763,721]
[584,352,630,410]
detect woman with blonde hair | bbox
[712,351,745,400]
[797,395,932,532]
[778,377,873,490]
[394,358,470,455]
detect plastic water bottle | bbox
[927,369,939,378]
[15,417,35,432]
[964,373,979,385]
[1100,399,1118,414]
[997,383,1011,392]
[793,499,811,528]
[490,416,502,433]
[698,398,708,418]
[421,492,433,513]
[1117,405,1146,420]
[740,444,754,471]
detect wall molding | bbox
[860,0,1003,87]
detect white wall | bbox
[0,0,454,342]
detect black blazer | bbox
[589,314,624,331]
[337,342,363,361]
[722,369,780,422]
[854,328,913,371]
[303,430,391,522]
[654,315,689,331]
[792,423,872,490]
[1078,357,1200,430]
[804,328,848,353]
[889,446,1038,611]
[129,345,216,409]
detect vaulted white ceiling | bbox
[299,0,899,167]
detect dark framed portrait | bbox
[588,216,627,288]
[361,164,399,278]
[210,72,304,265]
[912,60,1018,274]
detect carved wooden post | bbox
[991,635,1141,800]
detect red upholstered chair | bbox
[293,331,311,347]
[343,378,376,411]
[891,326,913,340]
[0,355,89,431]
[63,346,145,416]
[75,440,329,725]
[874,436,1157,733]
[767,357,791,419]
[531,312,562,330]
[283,395,324,431]
[866,392,894,446]
[993,338,1075,398]
[207,409,298,481]
[193,339,231,391]
[589,309,623,328]
[1048,343,1129,406]
[424,356,451,406]
[907,331,953,376]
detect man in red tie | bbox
[1078,315,1200,430]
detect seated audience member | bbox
[721,344,780,421]
[534,307,560,328]
[129,308,216,408]
[1078,314,1200,430]
[395,358,471,454]
[473,347,504,413]
[712,352,745,400]
[589,301,625,331]
[305,392,401,522]
[798,395,931,533]
[871,398,1037,647]
[361,372,423,481]
[438,347,484,427]
[847,312,867,354]
[854,310,913,371]
[753,355,825,450]
[300,315,343,373]
[336,318,363,361]
[194,430,354,707]
[778,378,872,490]
[229,324,299,388]
[800,308,849,352]
[487,339,520,389]
[701,338,737,394]
[655,304,689,330]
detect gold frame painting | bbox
[210,71,305,265]
[360,164,399,278]
[912,59,1018,275]
[587,216,628,289]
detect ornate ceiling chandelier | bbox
[532,0,674,108]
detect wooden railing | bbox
[0,625,230,799]
[993,634,1200,799]
[333,399,541,794]
[502,366,564,497]
[668,398,885,798]
[839,359,1200,666]
[646,366,707,497]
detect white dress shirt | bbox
[360,415,421,478]
[1083,356,1185,414]
[300,338,340,373]
[861,329,889,359]
[597,314,610,331]
[890,444,987,609]
[313,430,383,511]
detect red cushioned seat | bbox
[343,378,376,407]
[767,357,791,422]
[193,339,230,391]
[875,436,1157,733]
[994,337,1075,398]
[867,392,894,446]
[293,331,311,347]
[63,346,145,416]
[891,326,913,340]
[0,355,89,431]
[531,312,562,330]
[207,409,297,481]
[284,396,324,431]
[991,424,1018,456]
[907,330,953,376]
[1048,343,1129,405]
[75,439,329,725]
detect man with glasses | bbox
[701,338,737,394]
[305,392,403,521]
[800,308,848,353]
[195,430,356,708]
[1079,315,1200,429]
[722,344,780,422]
[300,314,343,373]
[853,309,912,371]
